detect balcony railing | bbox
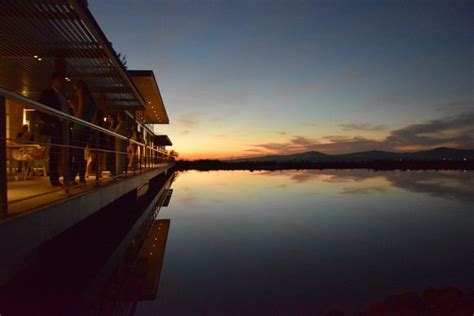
[0,87,174,218]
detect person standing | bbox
[92,93,108,178]
[114,112,127,175]
[38,72,69,186]
[69,80,96,184]
[105,113,116,177]
[127,124,140,171]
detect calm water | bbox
[137,170,474,315]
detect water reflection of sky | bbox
[137,170,474,315]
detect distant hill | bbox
[232,147,474,162]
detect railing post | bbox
[0,96,8,217]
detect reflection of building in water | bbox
[0,171,175,316]
[90,219,171,315]
[162,189,174,207]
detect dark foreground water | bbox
[137,170,474,315]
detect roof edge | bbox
[128,69,170,124]
[70,0,146,109]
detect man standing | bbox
[38,72,69,186]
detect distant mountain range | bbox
[232,147,474,162]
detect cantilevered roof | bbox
[0,0,146,110]
[154,135,173,147]
[129,70,169,124]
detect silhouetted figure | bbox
[127,124,141,171]
[91,93,108,178]
[38,72,69,186]
[105,113,117,177]
[16,124,34,143]
[114,112,127,175]
[69,80,96,184]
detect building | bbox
[0,0,175,285]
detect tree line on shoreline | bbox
[176,159,473,171]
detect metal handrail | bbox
[0,87,168,156]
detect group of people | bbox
[37,72,142,187]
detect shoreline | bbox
[175,160,473,171]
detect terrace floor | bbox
[5,166,167,217]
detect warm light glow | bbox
[23,108,34,126]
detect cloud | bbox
[249,135,381,155]
[249,136,323,154]
[340,123,387,132]
[386,112,474,150]
[248,112,474,154]
[175,112,200,128]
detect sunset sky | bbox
[89,0,473,160]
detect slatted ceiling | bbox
[0,0,145,111]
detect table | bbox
[6,140,44,176]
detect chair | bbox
[30,146,47,177]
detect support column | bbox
[0,96,8,217]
